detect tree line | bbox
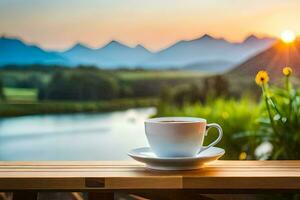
[0,77,4,100]
[0,65,250,102]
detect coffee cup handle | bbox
[199,123,223,153]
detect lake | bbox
[0,108,156,160]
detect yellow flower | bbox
[283,67,292,76]
[255,70,269,86]
[239,152,247,160]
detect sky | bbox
[1,0,300,51]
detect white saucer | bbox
[128,147,225,170]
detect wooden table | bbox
[0,160,299,200]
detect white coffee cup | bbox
[144,117,223,157]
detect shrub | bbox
[159,75,230,107]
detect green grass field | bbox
[115,70,207,81]
[0,69,207,82]
[3,87,38,102]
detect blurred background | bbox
[0,0,300,161]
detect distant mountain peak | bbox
[134,44,152,52]
[135,44,144,49]
[244,35,259,42]
[0,36,68,66]
[0,36,28,47]
[73,43,90,49]
[191,34,226,43]
[0,35,11,40]
[64,42,92,53]
[102,40,129,49]
[243,34,277,43]
[108,40,120,45]
[200,34,214,40]
[0,36,21,42]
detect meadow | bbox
[3,87,37,101]
[115,69,208,80]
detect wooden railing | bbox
[0,160,299,200]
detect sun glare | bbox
[281,30,296,43]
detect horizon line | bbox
[0,32,278,53]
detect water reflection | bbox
[0,108,155,160]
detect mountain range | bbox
[0,37,67,66]
[0,34,276,72]
[63,40,153,67]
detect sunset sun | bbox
[281,30,296,43]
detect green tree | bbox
[0,76,5,100]
[38,72,71,100]
[68,72,119,100]
[203,75,229,98]
[39,71,119,101]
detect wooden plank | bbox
[0,161,298,190]
[104,176,182,189]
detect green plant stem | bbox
[285,76,289,91]
[262,83,284,125]
[285,76,293,118]
[262,84,278,136]
[268,96,285,125]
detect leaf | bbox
[257,118,270,124]
[273,114,281,121]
